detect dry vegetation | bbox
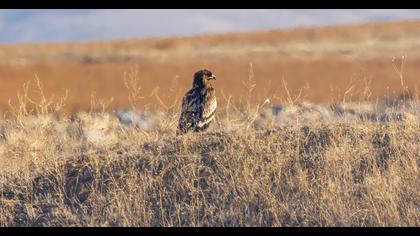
[0,20,420,226]
[0,65,419,226]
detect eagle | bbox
[177,69,217,134]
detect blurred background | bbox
[1,9,420,112]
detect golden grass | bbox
[0,108,419,226]
[0,71,419,226]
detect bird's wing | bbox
[178,89,199,130]
[196,87,217,128]
[181,89,199,115]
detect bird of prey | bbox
[177,69,217,134]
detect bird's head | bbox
[193,69,216,89]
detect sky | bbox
[1,9,420,44]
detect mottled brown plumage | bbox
[178,69,217,134]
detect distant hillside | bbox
[0,20,419,112]
[1,20,420,64]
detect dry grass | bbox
[0,73,419,227]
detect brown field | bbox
[1,20,420,113]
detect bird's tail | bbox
[176,127,188,136]
[177,120,188,135]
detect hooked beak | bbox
[209,75,217,80]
